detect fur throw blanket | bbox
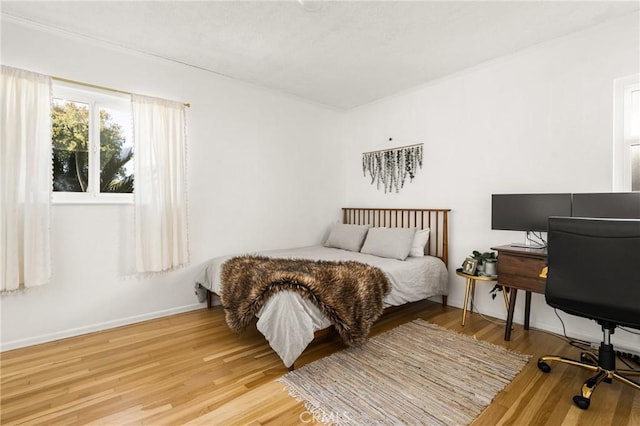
[220,256,391,345]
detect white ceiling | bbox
[2,1,639,109]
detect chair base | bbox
[537,351,640,410]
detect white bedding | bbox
[195,245,448,367]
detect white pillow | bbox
[360,227,416,260]
[324,223,371,252]
[409,228,431,257]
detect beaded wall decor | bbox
[362,141,423,193]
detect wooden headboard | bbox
[342,208,450,267]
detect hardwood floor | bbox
[2,301,638,425]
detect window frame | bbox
[613,74,640,192]
[51,82,133,204]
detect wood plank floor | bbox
[2,301,639,425]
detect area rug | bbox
[278,319,530,426]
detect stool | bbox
[456,269,509,326]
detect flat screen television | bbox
[491,193,572,232]
[572,192,640,219]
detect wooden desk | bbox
[492,245,547,341]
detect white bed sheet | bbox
[195,245,448,367]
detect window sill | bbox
[52,193,133,205]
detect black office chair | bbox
[537,217,640,410]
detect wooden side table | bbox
[456,269,509,326]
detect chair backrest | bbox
[546,217,640,329]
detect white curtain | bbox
[132,94,189,273]
[1,66,52,293]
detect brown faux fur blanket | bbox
[220,256,391,345]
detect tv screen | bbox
[572,192,640,219]
[492,193,572,232]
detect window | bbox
[627,86,639,190]
[52,82,133,203]
[613,74,640,191]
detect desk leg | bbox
[524,291,532,330]
[461,277,473,326]
[505,288,518,341]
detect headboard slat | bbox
[342,208,450,267]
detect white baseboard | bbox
[1,303,204,352]
[529,318,640,358]
[446,295,640,357]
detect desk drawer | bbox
[497,253,546,293]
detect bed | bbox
[195,207,450,368]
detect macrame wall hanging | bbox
[362,139,423,193]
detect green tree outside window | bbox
[52,99,134,193]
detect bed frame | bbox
[203,207,451,370]
[206,207,450,308]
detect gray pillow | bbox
[360,227,416,260]
[324,224,371,252]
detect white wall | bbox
[0,18,345,350]
[3,12,639,355]
[343,13,640,352]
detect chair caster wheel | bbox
[537,360,551,373]
[573,395,590,410]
